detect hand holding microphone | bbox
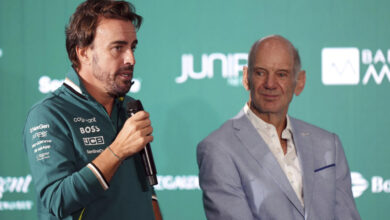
[108,100,158,185]
[127,100,158,186]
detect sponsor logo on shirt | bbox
[73,117,97,123]
[36,152,50,161]
[79,125,101,134]
[83,136,105,146]
[86,149,104,154]
[31,131,48,139]
[29,123,50,133]
[31,139,52,148]
[30,124,52,161]
[33,145,51,153]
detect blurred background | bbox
[0,0,389,219]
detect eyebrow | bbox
[253,67,267,72]
[253,66,290,72]
[110,39,138,46]
[253,67,265,70]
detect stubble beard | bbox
[92,55,132,98]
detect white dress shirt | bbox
[244,104,304,206]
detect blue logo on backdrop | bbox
[0,48,3,58]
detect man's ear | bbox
[242,66,250,91]
[294,70,306,96]
[76,46,91,66]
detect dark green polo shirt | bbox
[23,68,155,220]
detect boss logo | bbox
[80,126,100,134]
[83,136,105,146]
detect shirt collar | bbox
[64,67,87,98]
[243,103,293,138]
[282,116,293,140]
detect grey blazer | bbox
[197,110,361,220]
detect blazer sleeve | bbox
[334,134,361,220]
[197,139,254,220]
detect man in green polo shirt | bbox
[23,1,162,219]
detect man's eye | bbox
[131,46,137,52]
[278,72,288,77]
[255,71,264,76]
[112,46,123,53]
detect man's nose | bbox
[264,74,276,89]
[124,49,135,65]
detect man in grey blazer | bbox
[197,35,361,220]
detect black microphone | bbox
[126,100,158,186]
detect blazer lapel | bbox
[290,118,315,217]
[232,111,304,216]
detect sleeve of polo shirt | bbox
[23,103,106,218]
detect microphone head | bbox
[126,99,144,116]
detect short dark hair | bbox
[65,0,142,71]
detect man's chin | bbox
[251,102,282,114]
[108,86,130,97]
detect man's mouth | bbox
[261,93,279,100]
[118,72,133,81]
[117,65,134,80]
